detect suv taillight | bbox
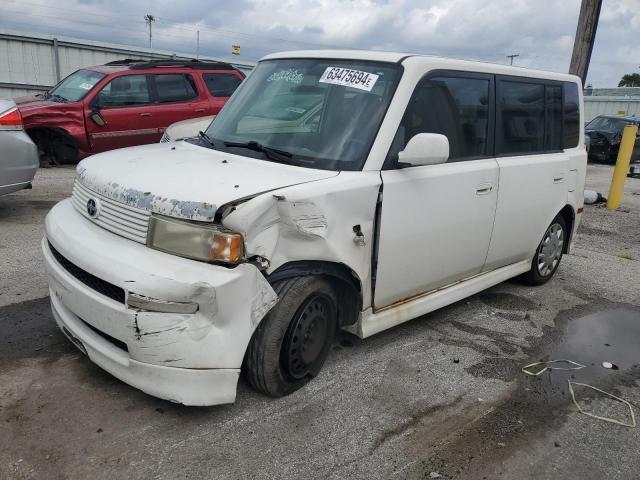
[0,108,23,131]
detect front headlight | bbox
[147,215,244,264]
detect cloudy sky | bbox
[1,0,638,87]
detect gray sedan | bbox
[0,99,38,196]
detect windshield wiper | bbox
[223,140,295,165]
[198,130,216,148]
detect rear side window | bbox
[497,81,545,155]
[97,75,151,107]
[203,73,243,97]
[154,74,198,103]
[563,82,580,148]
[392,75,491,162]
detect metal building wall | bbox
[584,97,640,122]
[0,29,255,99]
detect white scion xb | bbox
[43,50,586,405]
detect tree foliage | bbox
[618,73,640,87]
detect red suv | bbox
[15,59,245,164]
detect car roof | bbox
[261,49,581,83]
[591,115,639,122]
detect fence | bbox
[0,29,255,99]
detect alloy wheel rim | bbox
[537,222,564,277]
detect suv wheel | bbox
[520,214,567,285]
[245,276,337,397]
[32,131,79,166]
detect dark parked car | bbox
[15,59,245,164]
[585,115,640,164]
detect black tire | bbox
[245,276,337,397]
[32,132,79,166]
[48,137,79,165]
[519,214,567,286]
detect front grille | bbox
[49,242,125,304]
[72,180,151,244]
[159,132,171,143]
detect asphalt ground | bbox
[1,163,639,480]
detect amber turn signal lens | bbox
[209,232,243,263]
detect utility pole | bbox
[196,30,200,60]
[506,54,520,66]
[144,14,156,49]
[569,0,602,86]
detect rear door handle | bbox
[140,113,152,117]
[476,183,493,195]
[195,108,205,113]
[553,176,564,183]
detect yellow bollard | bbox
[607,124,638,209]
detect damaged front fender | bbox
[222,171,382,309]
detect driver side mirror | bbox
[398,133,449,167]
[90,106,107,127]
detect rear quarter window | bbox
[563,82,580,148]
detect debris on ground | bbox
[601,361,619,370]
[429,472,442,479]
[567,381,637,428]
[522,359,586,376]
[584,190,607,204]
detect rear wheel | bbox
[245,276,337,397]
[519,214,567,285]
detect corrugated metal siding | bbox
[0,29,255,99]
[584,97,640,122]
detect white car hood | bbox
[76,142,338,221]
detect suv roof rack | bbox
[104,59,144,66]
[104,59,238,70]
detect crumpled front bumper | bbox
[43,199,277,406]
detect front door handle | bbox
[476,183,493,195]
[553,176,565,183]
[140,112,152,117]
[195,108,205,113]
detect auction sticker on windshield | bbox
[319,67,379,92]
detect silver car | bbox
[0,99,38,196]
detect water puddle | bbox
[521,307,640,407]
[409,302,640,479]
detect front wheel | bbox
[244,276,337,397]
[519,215,567,285]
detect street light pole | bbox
[144,14,156,49]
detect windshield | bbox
[205,58,402,171]
[48,69,106,102]
[585,116,632,133]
